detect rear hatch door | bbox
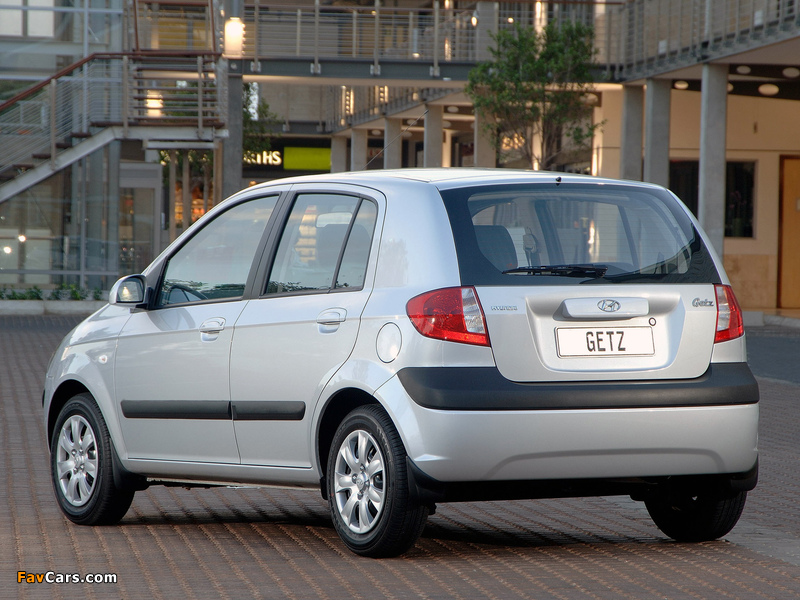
[438,179,723,383]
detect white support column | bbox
[442,130,453,168]
[331,136,348,172]
[699,63,728,256]
[475,1,499,61]
[383,117,402,169]
[182,152,191,231]
[620,85,644,181]
[424,104,443,168]
[350,128,368,171]
[643,78,671,188]
[168,150,178,242]
[473,110,495,168]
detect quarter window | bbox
[266,194,376,295]
[158,195,278,306]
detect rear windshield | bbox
[439,183,720,286]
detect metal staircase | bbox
[0,52,226,202]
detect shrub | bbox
[26,286,43,300]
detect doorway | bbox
[779,157,800,308]
[119,163,162,277]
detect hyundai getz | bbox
[44,169,758,557]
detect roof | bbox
[246,168,666,193]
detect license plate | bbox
[556,327,655,357]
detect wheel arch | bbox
[47,379,92,446]
[315,387,380,499]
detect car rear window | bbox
[439,183,720,286]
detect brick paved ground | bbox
[2,316,799,599]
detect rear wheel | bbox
[327,405,428,557]
[50,394,134,525]
[645,490,747,542]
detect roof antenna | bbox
[363,109,428,170]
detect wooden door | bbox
[780,157,800,308]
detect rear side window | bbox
[440,183,720,285]
[266,193,377,295]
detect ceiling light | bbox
[758,83,780,96]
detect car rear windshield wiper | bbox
[502,264,608,278]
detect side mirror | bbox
[109,275,147,305]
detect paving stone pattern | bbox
[2,316,799,599]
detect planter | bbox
[43,300,107,315]
[0,300,107,316]
[0,300,45,315]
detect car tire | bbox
[645,490,747,542]
[50,393,135,525]
[327,405,428,557]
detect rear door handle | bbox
[316,309,347,325]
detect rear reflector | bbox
[406,286,490,347]
[715,284,744,343]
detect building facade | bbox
[1,1,799,309]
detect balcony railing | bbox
[241,2,478,73]
[606,0,800,80]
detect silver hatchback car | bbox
[44,169,758,557]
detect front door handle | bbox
[199,317,226,336]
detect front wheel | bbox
[327,405,428,557]
[50,394,135,525]
[645,490,747,542]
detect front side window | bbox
[441,183,720,286]
[158,195,278,306]
[266,194,377,295]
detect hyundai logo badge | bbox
[597,299,621,313]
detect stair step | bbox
[31,153,51,159]
[56,141,71,149]
[71,132,92,138]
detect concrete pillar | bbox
[383,118,402,169]
[222,68,243,200]
[182,152,191,231]
[475,2,499,61]
[473,111,495,168]
[442,130,453,168]
[330,136,348,172]
[168,150,178,242]
[643,78,671,188]
[406,137,417,167]
[350,129,368,171]
[620,85,644,181]
[424,104,443,168]
[699,63,728,256]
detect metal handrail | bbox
[0,52,224,177]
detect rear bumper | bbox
[396,363,758,410]
[375,364,759,484]
[407,459,759,505]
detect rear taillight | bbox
[715,284,744,343]
[406,286,490,347]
